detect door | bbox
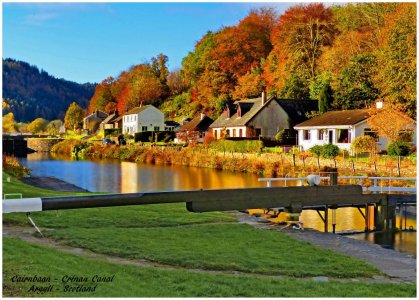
[328,130,333,144]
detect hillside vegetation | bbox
[2,58,95,122]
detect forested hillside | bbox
[2,58,95,122]
[87,2,416,121]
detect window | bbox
[318,129,325,140]
[154,126,160,131]
[364,128,379,141]
[232,129,236,137]
[142,126,148,131]
[239,129,242,137]
[255,128,262,137]
[337,129,349,143]
[226,129,230,137]
[303,130,311,141]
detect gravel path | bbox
[233,212,416,283]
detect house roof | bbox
[124,105,151,115]
[210,97,318,128]
[114,115,123,122]
[178,114,213,132]
[210,97,263,128]
[294,109,370,128]
[101,112,119,124]
[84,110,108,120]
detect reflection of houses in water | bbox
[120,162,138,193]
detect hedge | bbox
[134,131,175,143]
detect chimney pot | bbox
[262,91,267,105]
[376,101,384,109]
[200,113,205,120]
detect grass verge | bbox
[3,237,416,297]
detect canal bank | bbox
[3,173,416,284]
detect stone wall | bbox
[27,138,64,152]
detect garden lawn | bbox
[3,237,416,297]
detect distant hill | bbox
[2,58,96,122]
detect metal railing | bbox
[259,175,417,193]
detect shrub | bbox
[104,128,122,137]
[351,136,377,157]
[309,145,322,158]
[3,155,29,178]
[387,140,411,157]
[321,144,340,159]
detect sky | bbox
[3,2,295,84]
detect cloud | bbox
[25,12,59,25]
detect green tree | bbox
[27,118,48,133]
[64,102,84,130]
[318,83,333,114]
[333,54,379,110]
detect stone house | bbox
[175,113,213,143]
[83,110,108,133]
[210,93,318,141]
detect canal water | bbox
[19,152,416,256]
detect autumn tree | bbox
[367,104,416,142]
[265,3,337,97]
[233,70,265,99]
[373,3,416,118]
[88,77,115,113]
[2,112,16,133]
[167,69,189,96]
[64,102,84,130]
[27,118,48,133]
[47,120,63,135]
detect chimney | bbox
[376,101,384,109]
[261,91,267,106]
[200,113,205,120]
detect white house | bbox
[122,105,164,135]
[294,109,389,153]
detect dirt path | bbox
[233,212,416,283]
[21,176,89,192]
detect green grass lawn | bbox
[3,237,416,297]
[3,172,416,296]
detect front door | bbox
[328,130,333,144]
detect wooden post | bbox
[324,205,329,233]
[397,156,401,177]
[365,204,369,232]
[329,168,338,186]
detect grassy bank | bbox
[51,139,417,177]
[3,173,416,296]
[4,237,416,297]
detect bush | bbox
[3,155,29,178]
[387,141,411,157]
[309,145,322,158]
[104,128,122,137]
[320,144,340,159]
[211,140,264,153]
[351,136,377,156]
